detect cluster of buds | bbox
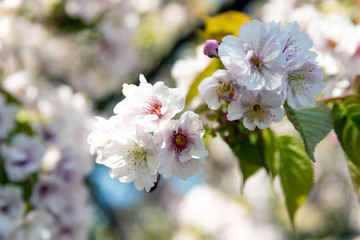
[201,20,325,130]
[88,75,208,192]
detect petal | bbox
[173,158,202,180]
[227,101,244,121]
[270,107,285,122]
[243,117,256,131]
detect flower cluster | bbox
[88,75,208,192]
[0,85,94,240]
[200,20,325,130]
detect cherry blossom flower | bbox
[154,111,208,180]
[99,124,159,192]
[87,115,123,161]
[198,69,243,110]
[113,74,185,132]
[0,185,25,238]
[279,21,316,61]
[1,134,46,182]
[0,94,17,139]
[227,90,284,130]
[30,177,92,239]
[11,209,57,240]
[30,177,67,214]
[218,20,286,90]
[203,39,220,58]
[283,60,325,109]
[54,146,92,182]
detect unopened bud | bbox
[203,40,220,58]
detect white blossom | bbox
[113,74,185,132]
[1,133,46,182]
[218,20,286,90]
[53,146,92,182]
[87,115,123,160]
[279,21,316,62]
[11,209,57,240]
[198,69,243,110]
[154,111,208,180]
[30,177,92,240]
[227,90,284,130]
[283,60,325,109]
[0,185,25,238]
[97,124,159,192]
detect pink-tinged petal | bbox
[179,112,204,136]
[159,147,176,169]
[159,150,176,179]
[187,136,208,160]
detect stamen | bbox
[249,49,263,71]
[121,144,146,171]
[246,101,267,122]
[171,131,188,154]
[215,82,235,101]
[142,97,162,117]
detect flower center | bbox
[250,51,263,71]
[246,99,269,122]
[172,131,188,154]
[132,145,146,163]
[142,97,162,117]
[288,65,314,95]
[215,82,235,101]
[122,144,146,170]
[253,104,261,112]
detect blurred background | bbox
[1,0,360,239]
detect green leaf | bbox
[285,102,333,162]
[238,161,262,189]
[348,160,360,196]
[262,128,279,178]
[278,135,314,225]
[200,11,251,42]
[223,124,265,186]
[354,75,360,95]
[185,58,223,106]
[333,95,360,166]
[0,87,21,106]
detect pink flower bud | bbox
[203,40,220,58]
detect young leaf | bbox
[238,161,262,190]
[0,87,21,106]
[347,160,360,196]
[222,124,265,186]
[285,102,333,162]
[262,128,279,178]
[278,135,314,225]
[332,95,360,166]
[200,11,251,42]
[354,75,360,94]
[185,58,223,106]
